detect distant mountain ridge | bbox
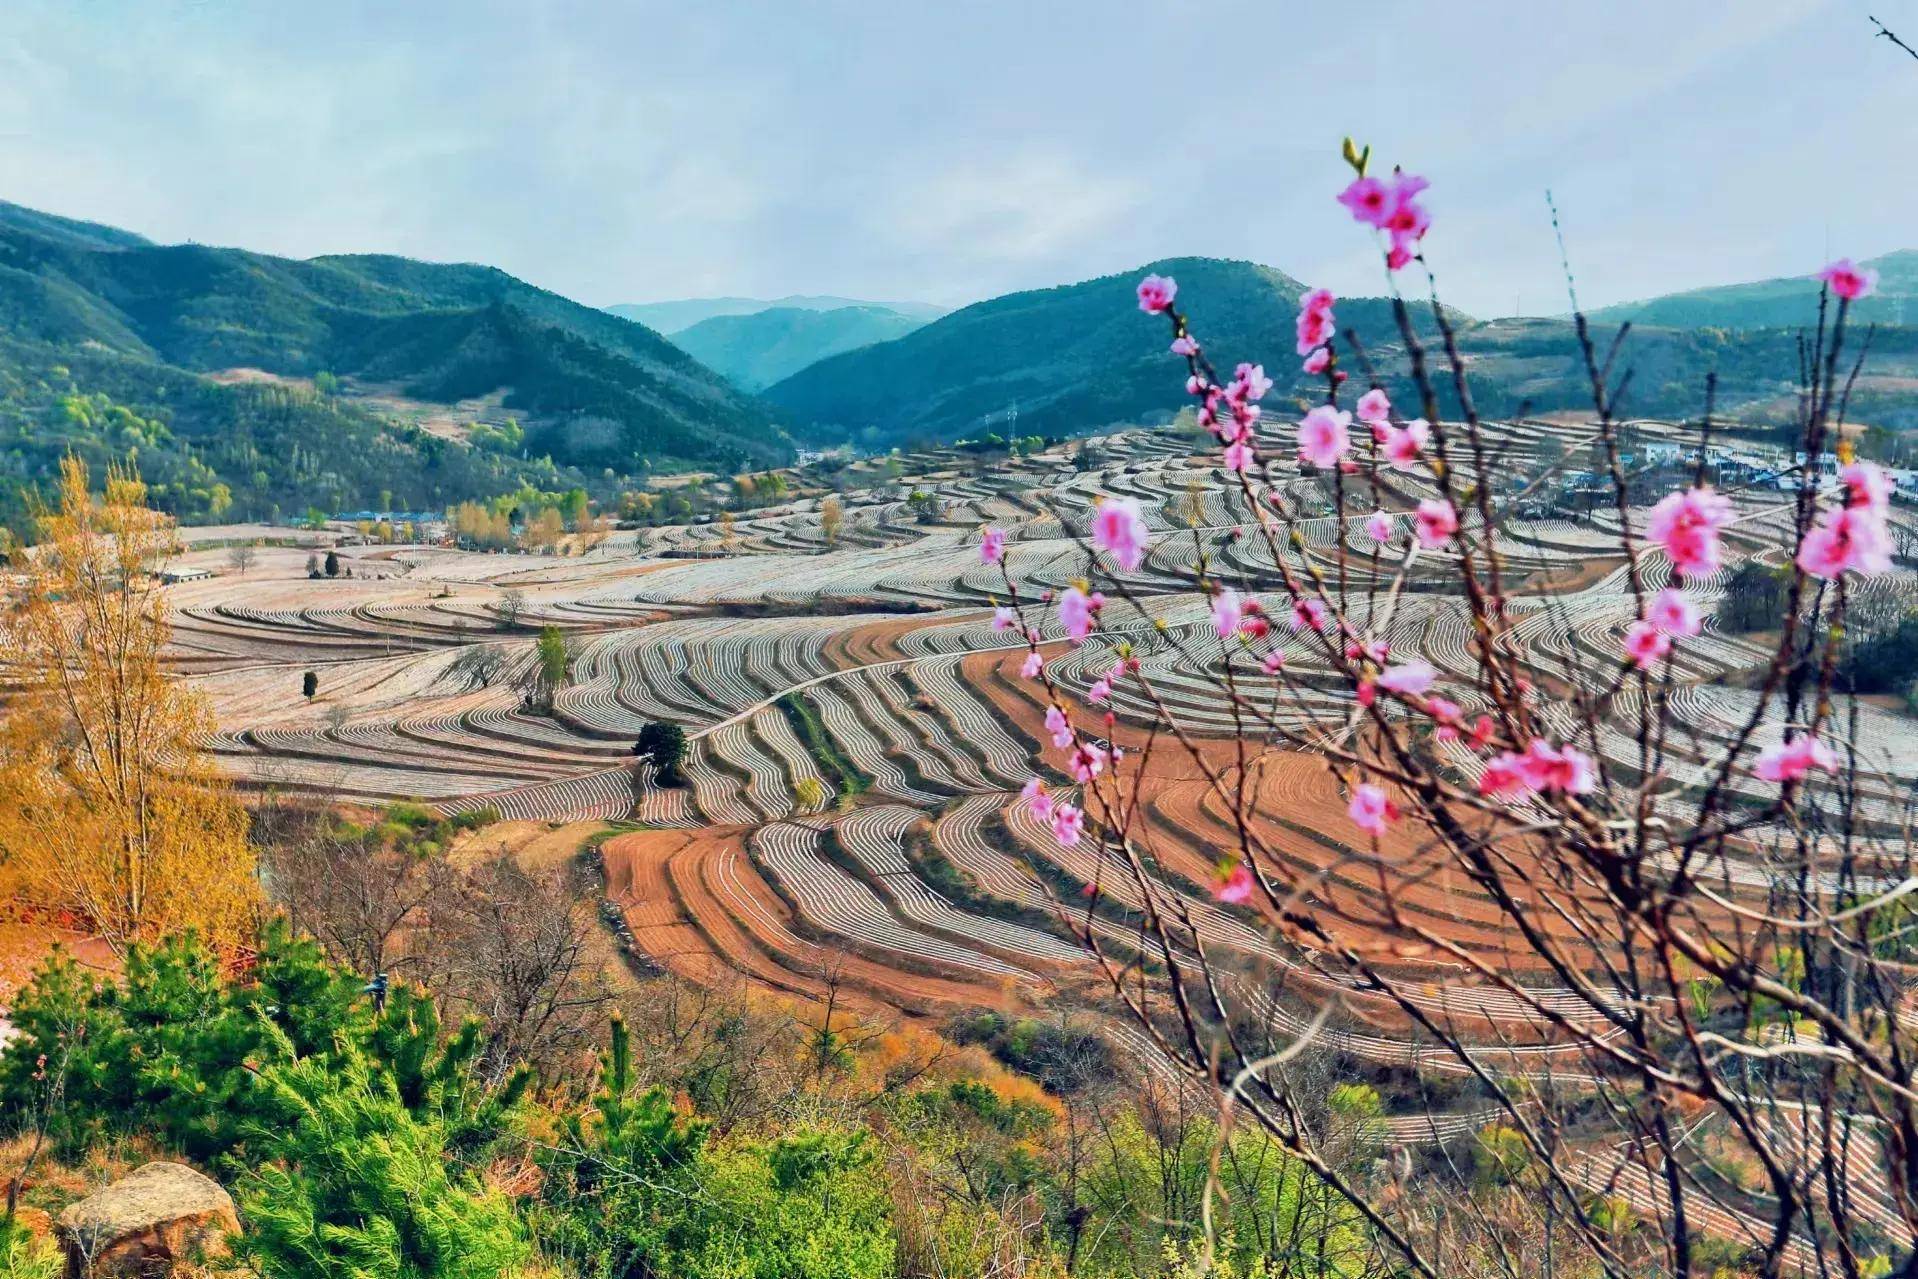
[762,255,1918,448]
[0,199,792,524]
[761,257,1449,447]
[607,294,946,334]
[1587,251,1918,330]
[670,304,928,392]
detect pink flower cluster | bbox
[1647,486,1735,578]
[1348,783,1398,836]
[1215,862,1254,904]
[1059,585,1105,642]
[1754,732,1838,784]
[1297,406,1352,468]
[1092,497,1150,572]
[1137,274,1177,313]
[1478,739,1598,801]
[1816,258,1877,302]
[1023,779,1084,846]
[1297,287,1336,371]
[1337,170,1431,271]
[980,526,1006,565]
[1623,586,1703,670]
[1414,499,1459,549]
[1797,461,1892,580]
[1211,587,1271,643]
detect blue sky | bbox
[1,0,1911,317]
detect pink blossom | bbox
[1518,740,1597,795]
[1365,510,1395,542]
[1068,742,1108,783]
[1261,649,1286,675]
[1214,862,1254,904]
[1754,732,1839,783]
[1414,499,1459,548]
[1296,290,1335,355]
[1348,783,1398,836]
[1816,258,1877,302]
[1377,658,1436,697]
[1426,695,1462,725]
[1302,347,1331,375]
[1477,754,1533,800]
[1337,176,1394,228]
[1170,335,1199,357]
[1647,487,1735,578]
[1058,586,1103,642]
[1841,461,1891,515]
[1297,406,1353,467]
[1137,274,1177,314]
[1020,650,1043,680]
[1050,802,1084,846]
[1648,587,1701,638]
[1623,620,1672,670]
[1355,388,1392,425]
[1211,587,1244,639]
[1223,440,1256,473]
[1385,242,1414,272]
[1044,705,1073,749]
[1232,363,1274,402]
[1092,498,1149,572]
[1797,507,1892,579]
[1022,777,1054,822]
[992,606,1018,631]
[1291,597,1329,632]
[1087,676,1111,704]
[980,527,1006,565]
[1383,420,1429,470]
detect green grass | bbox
[776,692,870,801]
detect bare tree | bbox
[439,852,612,1084]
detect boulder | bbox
[55,1162,238,1278]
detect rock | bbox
[55,1162,238,1278]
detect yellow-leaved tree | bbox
[0,457,256,951]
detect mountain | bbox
[761,258,1447,447]
[763,256,1918,450]
[607,294,945,334]
[669,304,928,391]
[1587,251,1918,330]
[0,200,792,525]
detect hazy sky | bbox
[1,0,1912,317]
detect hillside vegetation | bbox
[764,255,1918,449]
[0,200,791,525]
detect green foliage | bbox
[1718,558,1791,633]
[233,1049,527,1279]
[533,1015,709,1277]
[535,626,571,699]
[657,1129,894,1279]
[0,1218,60,1279]
[1843,610,1918,694]
[1472,1124,1532,1187]
[633,721,689,787]
[775,694,866,801]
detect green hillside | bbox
[671,304,927,391]
[0,200,793,526]
[764,257,1918,449]
[1587,250,1918,330]
[762,258,1462,448]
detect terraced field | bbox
[144,418,1918,1220]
